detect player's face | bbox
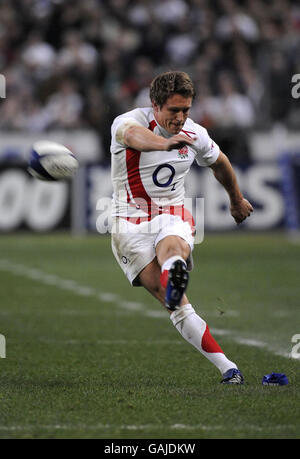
[153,94,192,135]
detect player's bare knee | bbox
[157,238,190,265]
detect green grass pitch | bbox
[0,232,299,439]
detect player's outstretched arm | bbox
[209,151,253,224]
[123,125,195,152]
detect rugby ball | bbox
[28,140,78,181]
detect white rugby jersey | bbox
[110,107,219,218]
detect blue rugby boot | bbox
[165,259,189,311]
[221,368,244,385]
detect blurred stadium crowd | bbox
[0,0,299,162]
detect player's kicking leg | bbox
[156,235,190,310]
[138,236,244,385]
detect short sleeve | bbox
[192,125,220,167]
[111,109,149,154]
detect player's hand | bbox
[230,198,253,224]
[165,134,196,151]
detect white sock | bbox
[161,255,186,273]
[170,304,237,375]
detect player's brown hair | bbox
[149,71,195,107]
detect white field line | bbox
[0,258,149,316]
[211,329,292,360]
[0,422,295,433]
[0,258,297,361]
[0,424,221,432]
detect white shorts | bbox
[111,214,194,286]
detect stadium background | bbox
[0,0,299,235]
